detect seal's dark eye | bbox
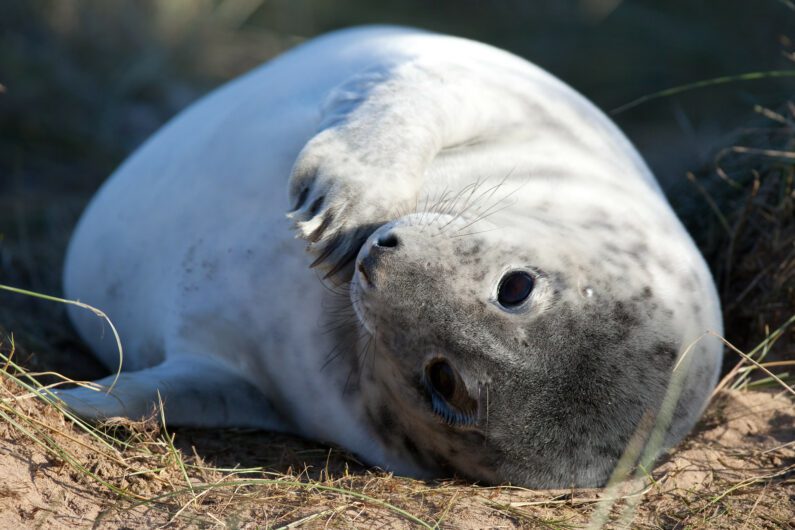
[428,359,456,400]
[497,271,534,307]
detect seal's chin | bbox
[350,270,376,335]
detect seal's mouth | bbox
[357,261,372,287]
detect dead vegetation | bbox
[680,101,795,363]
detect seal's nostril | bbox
[376,233,399,248]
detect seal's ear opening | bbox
[424,358,478,426]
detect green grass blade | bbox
[611,70,795,115]
[0,283,124,391]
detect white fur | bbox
[62,26,722,481]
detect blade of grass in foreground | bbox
[611,70,795,115]
[0,283,123,391]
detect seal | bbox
[60,26,723,487]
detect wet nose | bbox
[358,230,399,286]
[374,232,399,249]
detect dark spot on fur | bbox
[611,301,640,341]
[594,442,623,460]
[587,219,616,231]
[457,243,481,257]
[653,342,678,362]
[621,222,643,238]
[656,256,673,273]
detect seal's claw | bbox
[286,149,385,278]
[323,238,365,279]
[309,234,341,268]
[285,113,415,279]
[304,223,381,280]
[292,186,310,211]
[307,211,333,243]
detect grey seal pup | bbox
[60,26,723,487]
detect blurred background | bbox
[0,0,793,377]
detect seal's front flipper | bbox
[53,356,284,430]
[287,60,536,278]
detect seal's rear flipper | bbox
[52,356,285,430]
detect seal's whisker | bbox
[435,171,515,235]
[436,179,505,235]
[451,227,503,238]
[436,177,487,232]
[354,324,376,389]
[452,178,526,233]
[409,195,420,227]
[320,317,358,335]
[324,292,357,308]
[453,200,514,235]
[440,181,476,217]
[467,168,514,212]
[437,179,484,221]
[369,324,378,376]
[428,188,456,225]
[322,310,359,325]
[486,383,490,429]
[314,268,350,296]
[418,190,434,223]
[424,186,448,216]
[343,328,373,394]
[321,342,346,370]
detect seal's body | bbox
[62,27,722,487]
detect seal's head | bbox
[349,207,721,488]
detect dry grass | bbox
[0,327,793,528]
[681,101,795,364]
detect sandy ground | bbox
[0,365,792,529]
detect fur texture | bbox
[61,26,722,487]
